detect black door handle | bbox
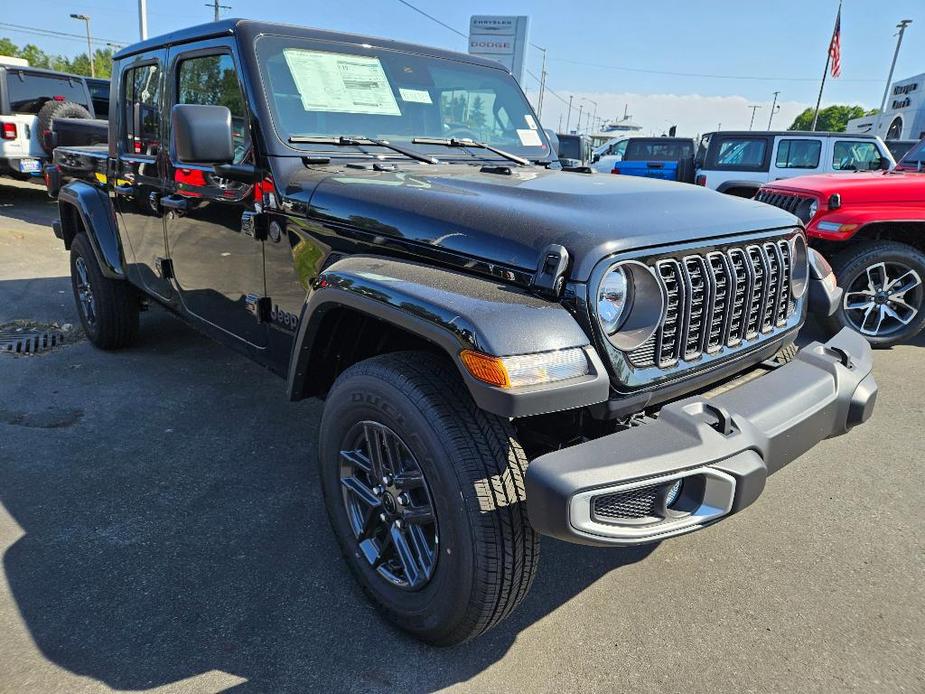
[160,195,188,211]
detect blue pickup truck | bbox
[611,137,695,183]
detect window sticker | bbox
[399,87,433,104]
[282,48,401,115]
[524,114,538,130]
[517,128,543,146]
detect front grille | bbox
[629,236,796,369]
[754,190,814,221]
[592,483,661,521]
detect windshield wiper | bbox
[411,137,530,166]
[288,135,439,165]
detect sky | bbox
[4,0,924,135]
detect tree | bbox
[789,105,878,132]
[0,36,112,78]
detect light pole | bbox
[581,97,598,135]
[70,14,95,78]
[138,0,148,40]
[565,95,573,132]
[876,19,912,135]
[767,91,780,129]
[748,105,761,130]
[577,104,583,133]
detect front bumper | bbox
[525,328,877,546]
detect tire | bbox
[37,100,92,154]
[772,340,798,364]
[70,233,140,349]
[824,240,925,348]
[318,351,539,646]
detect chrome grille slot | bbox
[626,233,800,373]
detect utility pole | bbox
[70,14,95,78]
[577,104,583,133]
[748,105,761,130]
[533,45,547,121]
[565,95,573,132]
[581,97,598,135]
[206,0,231,22]
[876,19,912,135]
[138,0,148,40]
[767,91,780,129]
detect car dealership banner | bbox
[468,15,530,85]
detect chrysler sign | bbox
[468,15,530,85]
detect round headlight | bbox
[789,233,809,299]
[598,266,629,334]
[596,260,665,352]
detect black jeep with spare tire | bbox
[47,19,878,645]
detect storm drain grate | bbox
[1,329,64,354]
[0,322,78,355]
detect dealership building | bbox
[846,72,925,141]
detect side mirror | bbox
[879,156,891,170]
[171,103,233,164]
[592,153,600,163]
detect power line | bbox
[394,0,467,40]
[0,21,126,46]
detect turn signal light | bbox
[1,122,16,140]
[460,348,590,389]
[460,350,510,388]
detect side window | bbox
[775,139,821,169]
[177,53,250,163]
[122,63,161,156]
[712,138,767,168]
[833,141,880,171]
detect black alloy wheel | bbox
[338,420,438,590]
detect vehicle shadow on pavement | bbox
[0,307,654,693]
[0,179,59,227]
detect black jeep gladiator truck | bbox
[47,19,877,646]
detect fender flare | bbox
[57,181,126,279]
[286,255,610,418]
[716,180,761,197]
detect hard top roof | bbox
[113,18,505,71]
[704,130,878,139]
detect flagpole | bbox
[810,49,831,131]
[811,1,841,131]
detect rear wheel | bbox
[826,241,925,347]
[319,351,539,645]
[70,233,140,349]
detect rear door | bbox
[162,38,267,350]
[111,48,174,301]
[769,137,823,180]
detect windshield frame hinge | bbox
[532,244,570,299]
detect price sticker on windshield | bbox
[283,48,401,116]
[517,129,543,147]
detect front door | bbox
[163,41,267,350]
[112,48,174,301]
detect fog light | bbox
[665,479,683,507]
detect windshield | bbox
[255,35,550,161]
[896,140,925,170]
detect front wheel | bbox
[318,351,539,645]
[825,241,925,348]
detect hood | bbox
[284,164,797,282]
[765,171,925,205]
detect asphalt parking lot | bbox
[0,177,922,694]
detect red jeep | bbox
[756,139,925,347]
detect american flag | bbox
[828,6,842,78]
